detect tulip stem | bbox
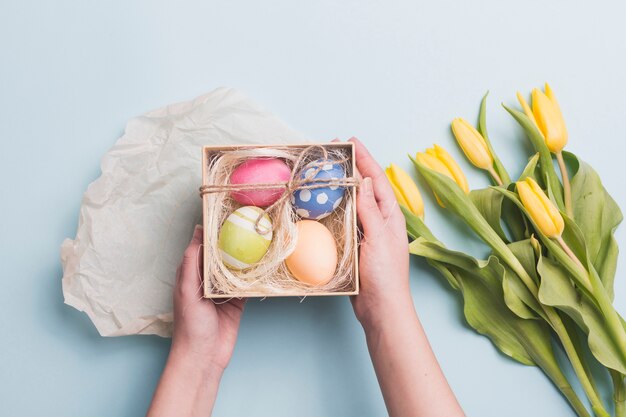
[546,308,610,417]
[557,236,626,374]
[617,395,625,417]
[612,372,626,417]
[485,240,608,416]
[556,236,586,272]
[487,166,504,186]
[473,234,607,415]
[556,151,573,218]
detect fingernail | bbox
[193,225,203,239]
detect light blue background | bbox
[2,0,626,416]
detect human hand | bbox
[147,226,245,417]
[170,225,246,373]
[346,139,465,417]
[349,138,412,331]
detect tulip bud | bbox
[417,145,469,194]
[516,177,564,238]
[451,118,493,170]
[517,84,568,153]
[385,164,424,218]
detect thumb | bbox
[181,225,203,273]
[176,225,204,300]
[357,177,383,237]
[191,224,203,245]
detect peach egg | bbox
[285,220,337,286]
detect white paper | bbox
[61,88,307,337]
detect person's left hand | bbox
[170,225,246,372]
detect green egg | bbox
[218,206,273,270]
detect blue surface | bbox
[2,1,626,416]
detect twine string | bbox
[199,145,358,234]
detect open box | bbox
[201,142,359,298]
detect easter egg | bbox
[218,206,273,270]
[230,158,291,207]
[292,159,346,220]
[285,220,337,285]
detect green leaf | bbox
[477,92,511,184]
[409,238,493,276]
[495,183,626,374]
[502,197,528,242]
[410,238,542,365]
[427,259,460,290]
[537,253,626,374]
[502,104,565,211]
[401,212,458,289]
[412,157,536,289]
[493,187,595,296]
[610,370,626,414]
[519,153,540,181]
[400,205,437,242]
[408,238,592,417]
[565,151,623,300]
[470,188,509,242]
[412,157,624,414]
[560,314,602,399]
[469,183,527,244]
[411,156,509,255]
[502,239,546,320]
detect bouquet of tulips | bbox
[387,84,625,417]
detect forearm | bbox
[147,347,223,417]
[363,296,464,417]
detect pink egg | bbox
[230,158,291,207]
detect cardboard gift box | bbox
[201,142,359,298]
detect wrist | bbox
[358,293,417,335]
[169,341,226,379]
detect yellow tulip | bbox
[451,118,493,170]
[385,164,424,218]
[517,83,573,218]
[517,83,568,153]
[516,177,564,238]
[416,145,470,194]
[451,118,504,186]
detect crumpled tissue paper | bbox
[61,87,307,337]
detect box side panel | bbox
[202,147,211,297]
[350,141,360,294]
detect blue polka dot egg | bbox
[292,159,346,220]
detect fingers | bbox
[178,225,204,296]
[228,298,247,311]
[357,177,383,237]
[348,137,399,219]
[223,298,247,317]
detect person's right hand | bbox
[347,138,465,417]
[348,137,412,331]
